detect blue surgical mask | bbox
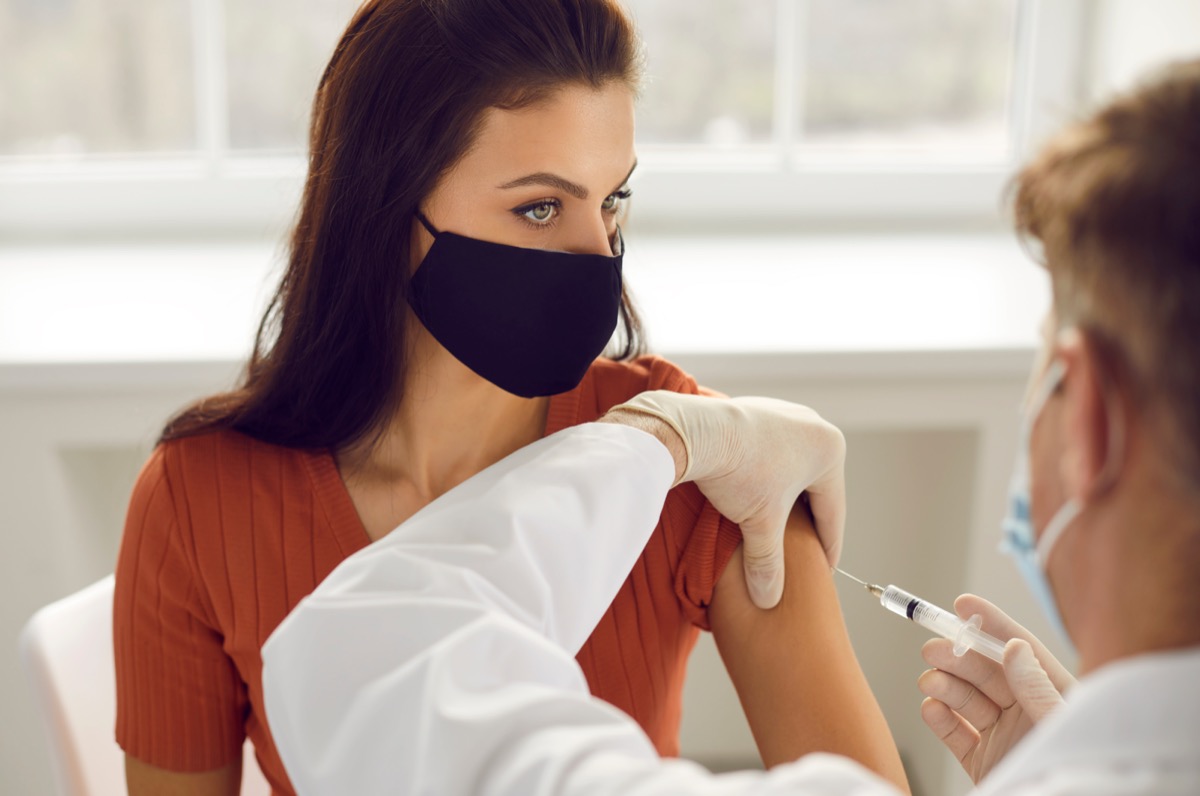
[1000,359,1081,652]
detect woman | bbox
[113,1,908,794]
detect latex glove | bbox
[604,390,846,609]
[917,594,1075,784]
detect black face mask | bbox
[407,212,624,398]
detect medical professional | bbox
[262,53,1200,796]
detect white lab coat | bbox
[971,645,1200,795]
[262,423,1200,795]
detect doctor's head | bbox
[163,0,645,448]
[1008,59,1200,670]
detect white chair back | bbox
[19,575,271,795]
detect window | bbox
[1,0,197,158]
[0,0,1086,237]
[0,0,357,158]
[632,0,1016,160]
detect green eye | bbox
[602,189,632,214]
[523,203,556,223]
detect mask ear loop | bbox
[414,211,440,239]
[610,226,624,257]
[1028,359,1067,421]
[1036,332,1128,498]
[1027,358,1079,567]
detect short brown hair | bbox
[1012,59,1200,487]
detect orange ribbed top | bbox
[113,355,742,794]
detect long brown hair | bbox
[163,0,645,449]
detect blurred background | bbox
[7,0,1193,235]
[2,1,1199,794]
[1,0,1014,157]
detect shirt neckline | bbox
[305,378,587,550]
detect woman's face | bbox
[415,81,637,260]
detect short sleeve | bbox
[666,484,743,630]
[622,356,744,630]
[113,445,248,771]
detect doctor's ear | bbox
[1056,329,1127,500]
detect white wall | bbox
[1087,0,1200,101]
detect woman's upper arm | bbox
[125,755,241,796]
[709,506,910,793]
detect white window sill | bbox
[0,233,1047,392]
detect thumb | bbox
[1003,639,1065,723]
[739,511,787,609]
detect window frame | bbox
[0,0,1088,239]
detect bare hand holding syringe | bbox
[836,569,1007,663]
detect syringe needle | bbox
[834,568,884,597]
[834,567,867,586]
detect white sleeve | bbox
[262,423,899,796]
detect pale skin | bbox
[127,82,907,794]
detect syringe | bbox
[836,569,1006,664]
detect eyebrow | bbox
[498,160,638,201]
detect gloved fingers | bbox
[1002,639,1066,723]
[954,594,1075,693]
[917,668,1002,732]
[920,696,981,767]
[953,593,1030,643]
[737,506,788,609]
[922,637,1016,710]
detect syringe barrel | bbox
[879,585,923,620]
[880,585,961,637]
[879,584,1006,663]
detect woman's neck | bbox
[338,335,549,503]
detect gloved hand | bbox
[602,390,846,609]
[917,594,1075,784]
